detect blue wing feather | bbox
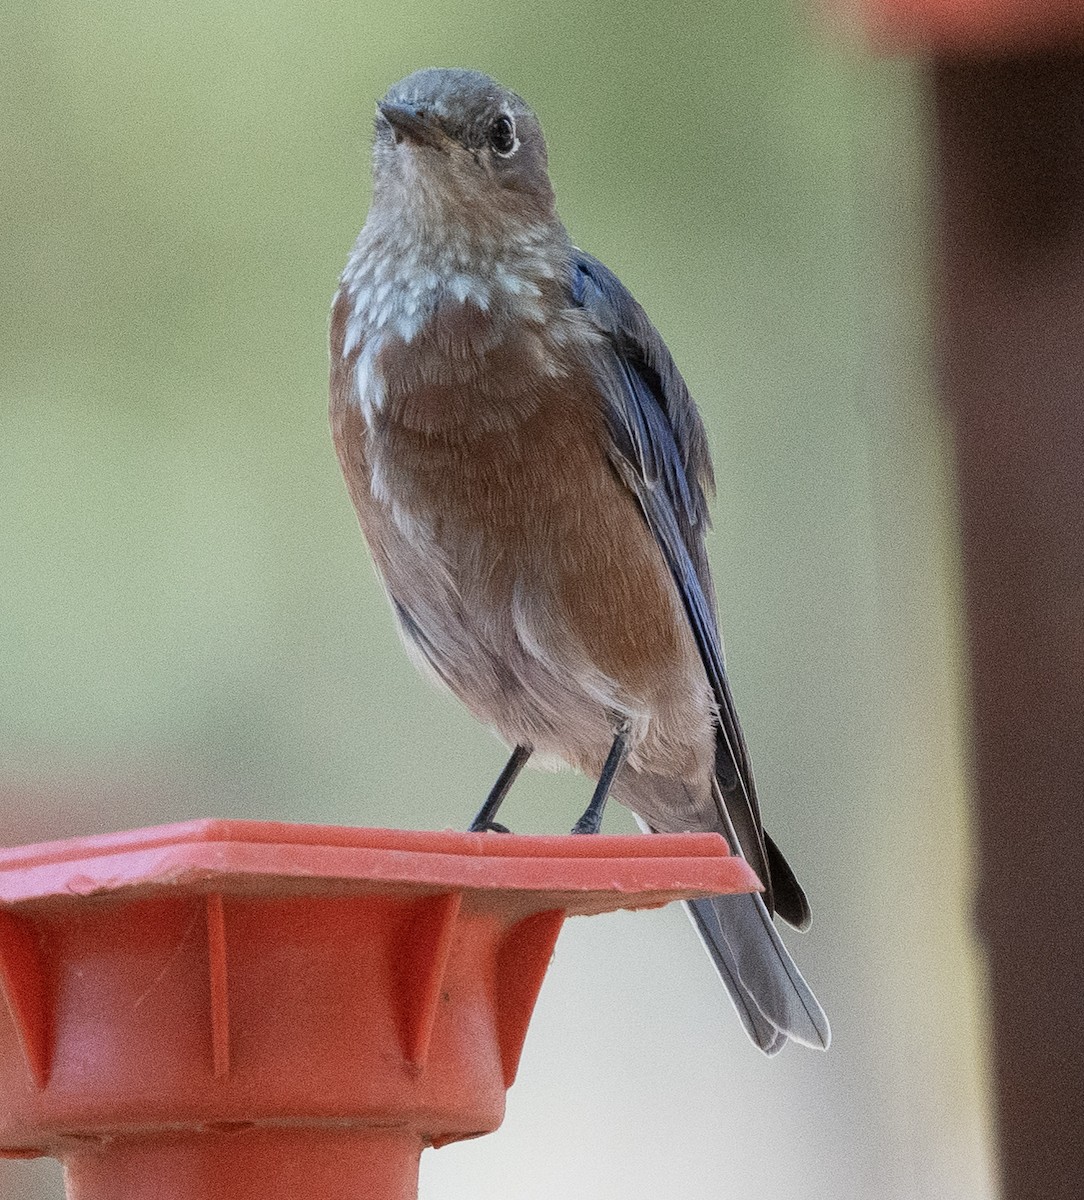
[570,249,809,929]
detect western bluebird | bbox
[329,68,829,1053]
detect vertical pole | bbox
[934,52,1084,1200]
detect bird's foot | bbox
[468,819,512,834]
[570,723,631,835]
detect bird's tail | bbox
[623,777,830,1054]
[685,890,830,1053]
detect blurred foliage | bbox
[0,2,994,1198]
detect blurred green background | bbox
[1,1,995,1197]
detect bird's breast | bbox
[329,273,711,777]
[375,304,566,436]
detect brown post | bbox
[934,53,1084,1200]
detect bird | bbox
[329,67,829,1054]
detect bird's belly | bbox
[368,384,714,779]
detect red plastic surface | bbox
[823,0,1084,50]
[0,821,758,1199]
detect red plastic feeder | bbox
[821,0,1084,51]
[0,820,759,1199]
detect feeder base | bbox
[63,1127,422,1200]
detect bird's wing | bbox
[569,249,809,929]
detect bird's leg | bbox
[571,722,631,835]
[469,744,532,832]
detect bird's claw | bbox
[469,820,512,834]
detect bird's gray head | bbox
[370,68,557,235]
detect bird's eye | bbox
[489,114,517,157]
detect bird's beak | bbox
[377,102,447,150]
